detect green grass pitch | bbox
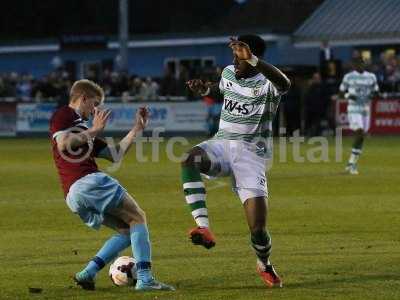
[0,136,399,300]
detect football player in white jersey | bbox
[182,35,290,287]
[339,58,379,175]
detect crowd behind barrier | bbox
[0,63,222,103]
[2,52,400,137]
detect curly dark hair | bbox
[237,34,266,57]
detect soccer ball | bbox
[109,256,137,286]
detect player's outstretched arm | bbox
[254,60,291,93]
[56,108,111,152]
[98,107,149,163]
[186,79,220,98]
[229,38,291,93]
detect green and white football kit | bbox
[339,70,379,132]
[197,65,283,203]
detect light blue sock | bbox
[80,233,131,279]
[130,223,153,283]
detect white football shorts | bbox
[197,139,268,203]
[347,103,371,132]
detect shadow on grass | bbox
[173,273,399,292]
[284,274,399,289]
[31,273,398,300]
[51,285,176,299]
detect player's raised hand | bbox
[92,107,111,132]
[186,79,209,95]
[134,106,149,131]
[229,37,253,60]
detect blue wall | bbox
[127,44,233,75]
[0,40,354,78]
[0,52,55,77]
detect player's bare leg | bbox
[243,197,282,287]
[107,193,175,291]
[346,128,364,175]
[181,147,216,249]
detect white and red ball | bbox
[109,256,137,286]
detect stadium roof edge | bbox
[293,0,400,48]
[0,34,284,54]
[295,37,400,48]
[0,44,60,54]
[109,34,283,49]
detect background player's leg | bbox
[349,111,370,169]
[346,112,365,174]
[76,215,131,281]
[181,146,211,228]
[348,128,364,171]
[243,197,272,266]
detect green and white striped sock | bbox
[251,230,272,267]
[181,166,209,228]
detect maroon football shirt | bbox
[49,106,107,197]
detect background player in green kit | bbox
[339,58,379,175]
[182,35,290,288]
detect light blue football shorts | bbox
[66,172,126,230]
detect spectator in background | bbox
[176,64,190,98]
[204,93,223,137]
[127,77,159,101]
[214,67,222,81]
[304,72,329,136]
[3,48,400,103]
[119,71,130,95]
[144,77,159,100]
[160,66,177,97]
[382,57,400,92]
[16,74,33,100]
[101,70,113,97]
[0,74,17,97]
[281,75,301,136]
[101,69,112,85]
[121,91,130,103]
[109,72,127,97]
[7,72,18,97]
[129,77,140,96]
[201,63,218,82]
[46,73,61,98]
[130,77,146,100]
[200,66,223,136]
[351,50,361,60]
[0,77,6,97]
[109,72,120,96]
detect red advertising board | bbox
[0,102,17,136]
[335,98,400,134]
[370,99,400,134]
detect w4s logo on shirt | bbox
[224,98,254,116]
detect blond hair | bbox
[69,79,105,103]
